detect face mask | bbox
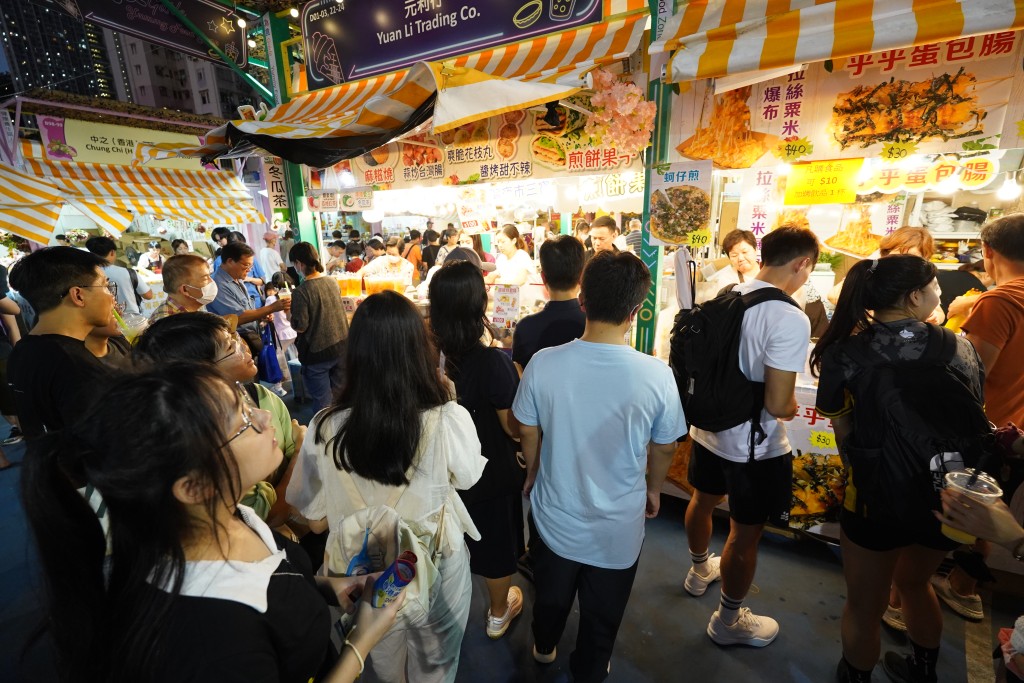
[186,280,219,305]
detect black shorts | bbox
[840,508,960,552]
[688,441,793,526]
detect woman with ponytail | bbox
[485,224,535,286]
[22,363,400,683]
[811,255,985,683]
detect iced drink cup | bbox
[941,469,1002,544]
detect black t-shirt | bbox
[152,535,331,683]
[8,334,110,438]
[452,345,521,503]
[936,269,986,315]
[511,299,586,369]
[97,336,132,370]
[421,244,440,270]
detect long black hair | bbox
[315,291,451,485]
[21,363,244,682]
[810,254,937,375]
[429,260,489,379]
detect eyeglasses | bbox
[225,382,265,444]
[65,280,117,300]
[214,333,244,364]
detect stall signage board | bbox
[301,0,603,89]
[669,31,1022,168]
[857,155,998,194]
[783,159,863,206]
[646,161,713,247]
[70,0,247,66]
[341,99,645,191]
[37,117,203,171]
[262,157,289,211]
[491,285,521,329]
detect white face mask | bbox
[185,280,219,305]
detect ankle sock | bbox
[910,640,939,681]
[719,592,743,625]
[690,549,710,570]
[839,657,872,683]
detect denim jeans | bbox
[300,357,344,411]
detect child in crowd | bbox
[266,274,298,396]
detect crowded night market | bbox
[2,0,1024,681]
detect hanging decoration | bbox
[583,69,657,158]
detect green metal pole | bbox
[635,1,672,354]
[157,0,273,102]
[262,12,317,245]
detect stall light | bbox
[855,158,874,185]
[363,210,384,223]
[247,38,256,48]
[236,15,247,28]
[339,170,356,188]
[935,173,961,195]
[290,7,299,17]
[775,162,791,177]
[997,171,1022,201]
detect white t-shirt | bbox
[513,340,687,569]
[258,247,285,280]
[286,402,486,556]
[690,279,810,462]
[493,250,535,286]
[360,255,415,288]
[103,264,150,316]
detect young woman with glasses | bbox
[21,363,402,683]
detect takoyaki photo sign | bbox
[348,99,644,189]
[300,0,604,90]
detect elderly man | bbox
[150,254,218,322]
[206,242,289,354]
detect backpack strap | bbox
[739,286,801,310]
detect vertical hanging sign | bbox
[262,156,289,213]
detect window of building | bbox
[129,43,136,55]
[197,70,205,83]
[199,89,210,105]
[159,86,168,97]
[139,85,147,96]
[134,64,141,76]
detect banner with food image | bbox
[346,97,643,190]
[668,31,1023,166]
[646,161,713,247]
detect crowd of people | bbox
[0,211,1022,683]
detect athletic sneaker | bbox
[882,651,937,683]
[486,586,523,639]
[1,427,22,445]
[882,604,907,632]
[930,574,983,620]
[684,554,722,597]
[532,644,557,664]
[270,384,288,398]
[707,607,779,647]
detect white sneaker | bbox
[882,604,907,632]
[684,554,722,596]
[270,384,288,397]
[707,608,779,647]
[930,574,984,620]
[532,644,557,664]
[486,586,523,639]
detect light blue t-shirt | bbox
[512,340,687,569]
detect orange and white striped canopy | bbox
[650,0,1024,82]
[0,160,265,243]
[136,10,648,166]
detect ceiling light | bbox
[997,171,1021,201]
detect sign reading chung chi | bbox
[300,0,603,90]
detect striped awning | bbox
[650,0,1024,83]
[136,12,648,168]
[0,160,265,243]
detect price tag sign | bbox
[881,141,918,163]
[783,158,863,205]
[809,430,837,451]
[775,137,814,162]
[687,229,712,247]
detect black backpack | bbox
[841,325,997,522]
[669,287,799,459]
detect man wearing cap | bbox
[258,231,287,280]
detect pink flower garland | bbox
[583,69,657,157]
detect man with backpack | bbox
[674,226,817,648]
[84,236,154,316]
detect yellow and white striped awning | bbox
[0,160,265,243]
[650,0,1024,82]
[136,11,648,166]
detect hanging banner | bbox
[36,117,204,170]
[347,103,644,190]
[68,0,247,67]
[647,161,713,247]
[262,156,289,211]
[669,31,1022,167]
[0,111,16,167]
[300,0,603,89]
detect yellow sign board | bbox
[783,158,863,205]
[37,116,204,171]
[880,141,918,163]
[774,137,814,163]
[810,430,837,451]
[688,229,712,247]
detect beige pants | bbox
[365,546,472,683]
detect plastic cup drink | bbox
[941,469,1003,544]
[348,275,361,297]
[371,551,417,608]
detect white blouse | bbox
[286,402,486,556]
[493,249,535,286]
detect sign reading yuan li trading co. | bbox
[68,0,247,67]
[300,0,603,90]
